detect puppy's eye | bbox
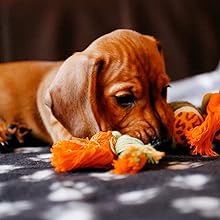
[161,85,170,99]
[115,94,135,108]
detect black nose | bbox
[7,133,19,142]
[150,136,173,153]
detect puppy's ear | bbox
[156,40,163,54]
[144,35,163,54]
[47,52,103,138]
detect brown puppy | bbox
[0,29,174,148]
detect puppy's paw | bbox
[0,141,13,153]
[7,123,31,145]
[0,122,14,153]
[0,121,31,153]
[0,121,13,153]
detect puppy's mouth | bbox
[150,136,173,151]
[119,126,173,150]
[125,129,155,144]
[119,120,158,144]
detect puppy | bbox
[0,29,174,149]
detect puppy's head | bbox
[48,29,174,146]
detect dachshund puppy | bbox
[0,29,174,150]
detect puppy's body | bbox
[0,61,61,143]
[0,29,174,146]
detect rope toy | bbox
[172,92,220,156]
[51,131,165,174]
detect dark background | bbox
[0,0,219,80]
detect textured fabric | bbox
[0,147,220,220]
[0,0,220,80]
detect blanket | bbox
[168,62,220,106]
[0,65,220,220]
[1,147,220,220]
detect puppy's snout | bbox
[150,136,173,152]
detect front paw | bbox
[0,121,11,153]
[0,121,31,153]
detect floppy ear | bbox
[156,40,163,54]
[47,52,103,138]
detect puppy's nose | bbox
[150,136,173,152]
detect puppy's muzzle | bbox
[150,136,173,152]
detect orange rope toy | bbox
[172,92,220,156]
[51,131,165,174]
[185,92,220,156]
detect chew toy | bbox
[51,131,165,174]
[172,92,220,156]
[171,101,204,146]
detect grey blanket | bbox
[1,147,220,220]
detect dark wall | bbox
[0,0,219,80]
